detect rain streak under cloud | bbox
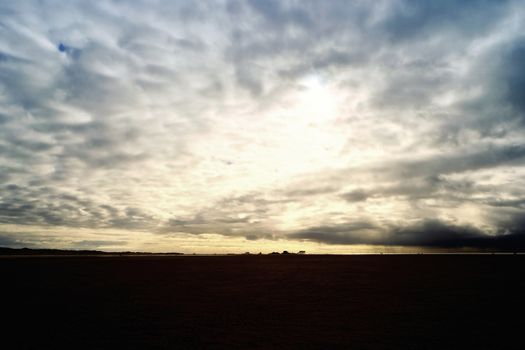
[1,0,525,253]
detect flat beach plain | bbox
[2,255,524,349]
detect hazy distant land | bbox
[0,246,184,256]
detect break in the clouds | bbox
[1,0,525,252]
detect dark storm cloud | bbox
[290,218,525,251]
[391,219,525,250]
[289,221,381,245]
[389,220,488,248]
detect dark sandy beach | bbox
[2,255,524,349]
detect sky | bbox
[1,0,525,253]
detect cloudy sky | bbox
[1,0,525,253]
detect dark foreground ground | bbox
[1,255,524,349]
